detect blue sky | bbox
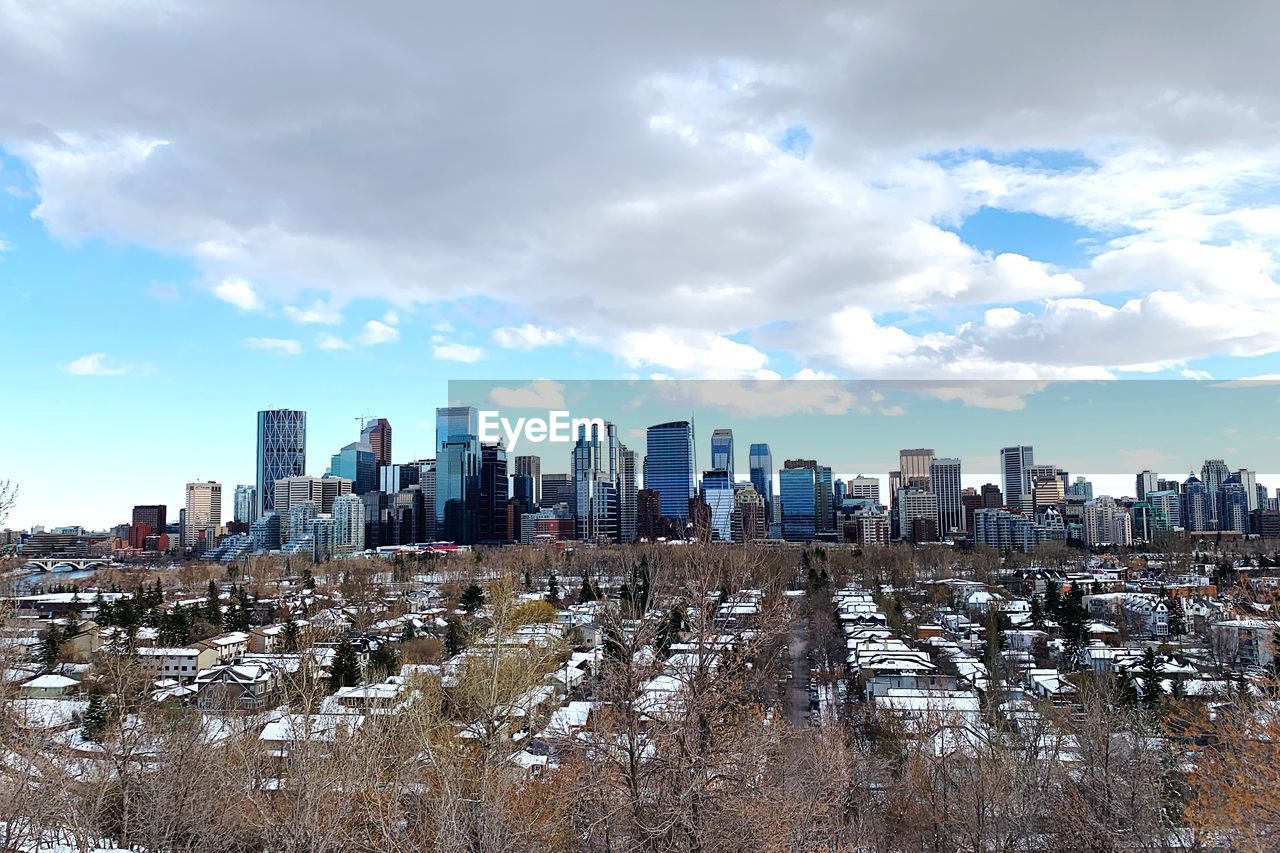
[5,3,1280,528]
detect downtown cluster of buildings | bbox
[11,408,1280,563]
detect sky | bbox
[4,2,1280,528]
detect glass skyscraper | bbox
[256,409,307,517]
[644,420,695,522]
[710,429,734,482]
[329,442,378,495]
[701,469,734,541]
[748,443,773,523]
[779,466,816,542]
[435,406,481,543]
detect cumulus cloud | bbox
[434,342,484,362]
[63,352,135,376]
[487,380,567,409]
[7,2,1280,378]
[212,276,263,312]
[243,337,301,355]
[316,333,351,350]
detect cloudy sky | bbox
[3,1,1280,527]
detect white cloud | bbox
[243,337,301,355]
[316,333,352,350]
[212,276,263,312]
[487,380,567,409]
[63,352,132,376]
[356,319,399,346]
[492,324,567,349]
[433,342,484,363]
[284,299,343,325]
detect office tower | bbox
[1181,475,1211,532]
[980,483,1003,509]
[1000,445,1034,512]
[748,443,774,522]
[256,409,307,516]
[1147,490,1181,532]
[130,505,167,550]
[329,442,377,495]
[512,473,536,511]
[834,479,847,507]
[273,476,352,517]
[418,461,437,541]
[896,486,938,543]
[1066,476,1093,500]
[1200,459,1230,528]
[961,488,983,533]
[732,485,766,542]
[514,455,542,506]
[478,442,510,543]
[687,496,713,541]
[779,466,816,542]
[1235,469,1258,513]
[435,406,481,544]
[360,417,393,468]
[380,462,420,494]
[930,457,963,534]
[572,421,620,542]
[815,465,835,536]
[1033,475,1065,513]
[1218,475,1249,533]
[232,486,258,526]
[541,473,574,509]
[184,481,222,551]
[332,493,365,553]
[710,429,735,482]
[1136,470,1160,500]
[390,486,428,544]
[1083,496,1133,547]
[619,446,638,543]
[644,420,696,522]
[701,469,734,541]
[1021,463,1058,511]
[636,489,662,540]
[250,512,281,551]
[847,475,880,504]
[899,449,935,488]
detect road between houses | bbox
[785,613,811,727]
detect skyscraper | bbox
[815,465,834,536]
[701,469,734,541]
[256,409,307,517]
[899,449,935,488]
[1201,459,1230,528]
[478,442,510,543]
[329,442,378,495]
[1000,445,1034,511]
[435,407,481,544]
[710,429,735,482]
[572,421,620,542]
[332,493,365,553]
[1136,470,1160,500]
[1182,475,1211,532]
[779,465,816,542]
[619,446,638,543]
[541,473,574,509]
[846,475,880,504]
[232,485,258,525]
[644,420,696,522]
[130,504,167,550]
[184,481,222,551]
[748,443,774,522]
[514,455,542,506]
[930,457,963,534]
[360,417,393,468]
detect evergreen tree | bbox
[367,642,399,678]
[548,571,560,600]
[444,618,464,656]
[282,620,300,653]
[1044,580,1062,614]
[655,606,684,658]
[204,580,221,623]
[1138,647,1164,709]
[577,576,597,604]
[1115,670,1139,706]
[81,691,109,742]
[40,624,63,670]
[460,584,484,614]
[329,636,361,690]
[523,569,532,590]
[301,568,316,590]
[1029,596,1045,630]
[401,622,415,640]
[1166,600,1185,638]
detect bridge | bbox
[19,557,111,573]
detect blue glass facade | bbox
[710,429,734,482]
[256,409,307,517]
[329,442,377,494]
[779,466,816,542]
[435,407,480,543]
[748,443,773,522]
[644,421,695,522]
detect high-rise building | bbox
[930,457,963,534]
[779,466,816,542]
[184,481,222,552]
[710,429,735,483]
[619,446,638,543]
[380,462,421,494]
[273,476,352,517]
[232,486,258,526]
[1181,475,1211,532]
[572,421,620,542]
[899,449,935,489]
[815,465,835,536]
[1066,476,1093,500]
[962,488,983,533]
[256,409,307,517]
[514,455,542,506]
[435,407,481,544]
[701,469,734,542]
[731,485,766,543]
[1147,489,1181,532]
[847,475,880,504]
[1083,496,1133,547]
[1000,445,1034,512]
[1022,463,1058,512]
[329,442,378,495]
[636,489,663,541]
[1201,459,1230,528]
[360,417,393,468]
[130,504,167,551]
[250,512,281,551]
[748,443,774,522]
[644,421,696,523]
[980,483,1003,509]
[1033,475,1065,512]
[1136,470,1160,500]
[541,474,574,509]
[478,442,510,543]
[896,487,938,543]
[1235,469,1259,513]
[332,493,365,554]
[1218,475,1249,534]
